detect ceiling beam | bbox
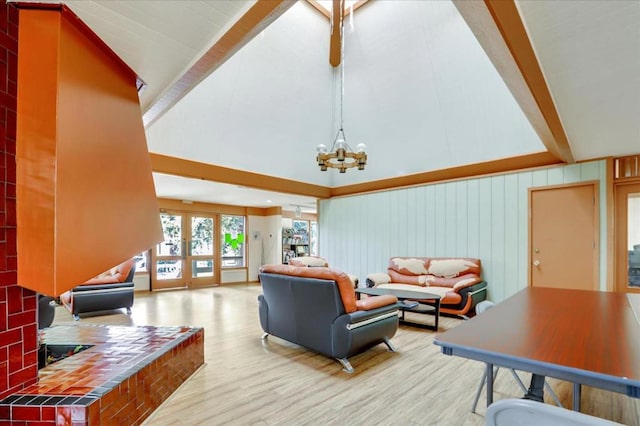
[150,153,332,199]
[330,152,562,197]
[329,0,342,67]
[346,0,370,17]
[306,0,370,19]
[143,0,296,127]
[306,0,330,19]
[453,0,575,164]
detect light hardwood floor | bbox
[51,284,640,425]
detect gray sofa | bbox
[60,258,136,320]
[258,264,400,373]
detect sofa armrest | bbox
[356,295,398,311]
[344,303,399,325]
[73,282,135,293]
[366,272,391,288]
[458,280,487,297]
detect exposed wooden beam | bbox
[330,152,562,197]
[150,153,332,199]
[329,0,342,67]
[453,0,575,164]
[306,0,330,19]
[143,0,296,127]
[306,0,370,19]
[345,0,369,17]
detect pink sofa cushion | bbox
[81,258,136,285]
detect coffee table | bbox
[356,287,441,331]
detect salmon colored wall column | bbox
[0,1,39,399]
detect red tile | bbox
[9,364,36,388]
[23,324,37,352]
[23,295,35,312]
[0,328,18,348]
[41,406,55,421]
[8,311,33,330]
[0,302,7,332]
[12,405,41,421]
[0,404,8,419]
[6,285,21,312]
[8,342,20,370]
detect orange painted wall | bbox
[17,7,162,296]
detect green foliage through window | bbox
[221,215,245,267]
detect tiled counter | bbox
[0,324,204,425]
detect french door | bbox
[615,183,640,293]
[152,212,218,290]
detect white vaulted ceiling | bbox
[13,0,640,212]
[146,1,546,188]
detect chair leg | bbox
[126,307,132,315]
[72,314,80,321]
[383,337,396,352]
[261,333,269,341]
[509,370,561,406]
[472,366,500,413]
[509,369,529,393]
[336,358,354,374]
[544,380,563,407]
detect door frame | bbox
[528,181,600,289]
[614,181,640,293]
[151,210,220,290]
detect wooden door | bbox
[152,212,218,290]
[529,182,599,290]
[615,182,640,293]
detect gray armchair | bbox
[258,264,400,373]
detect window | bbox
[310,221,318,256]
[134,250,149,273]
[221,215,245,267]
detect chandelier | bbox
[316,0,367,173]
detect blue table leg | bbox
[486,363,494,407]
[573,383,581,411]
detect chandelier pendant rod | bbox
[316,0,367,173]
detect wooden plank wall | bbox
[318,160,607,303]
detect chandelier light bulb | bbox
[356,143,366,153]
[316,144,328,154]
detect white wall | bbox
[133,273,150,292]
[247,215,282,281]
[318,160,607,303]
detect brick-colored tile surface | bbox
[0,0,39,402]
[0,325,204,425]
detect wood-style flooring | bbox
[51,283,640,425]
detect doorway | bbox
[152,212,218,290]
[615,183,640,293]
[529,182,599,290]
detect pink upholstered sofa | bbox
[366,257,487,317]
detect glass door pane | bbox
[153,213,186,289]
[189,215,216,285]
[628,193,640,287]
